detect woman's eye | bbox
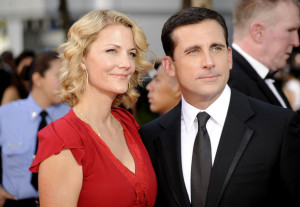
[106,49,117,53]
[129,52,136,58]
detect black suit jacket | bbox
[140,89,300,207]
[228,48,291,109]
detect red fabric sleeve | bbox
[29,115,85,173]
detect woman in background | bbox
[30,10,157,207]
[1,50,35,105]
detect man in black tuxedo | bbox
[139,7,300,207]
[228,0,300,109]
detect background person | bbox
[146,63,181,115]
[228,0,300,108]
[133,62,160,126]
[30,10,157,207]
[0,59,11,104]
[283,51,300,113]
[0,51,15,74]
[1,50,35,105]
[0,50,70,207]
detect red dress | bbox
[30,107,157,207]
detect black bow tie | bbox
[265,70,281,80]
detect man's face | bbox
[164,20,232,109]
[146,64,180,115]
[39,59,62,105]
[263,1,300,71]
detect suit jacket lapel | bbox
[257,78,283,105]
[153,103,191,207]
[206,89,254,207]
[232,49,285,107]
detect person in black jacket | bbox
[228,0,300,109]
[140,7,300,207]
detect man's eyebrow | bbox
[184,42,227,53]
[184,45,201,53]
[211,43,226,48]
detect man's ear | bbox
[250,22,265,44]
[162,56,176,77]
[32,72,42,87]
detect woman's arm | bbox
[38,149,83,207]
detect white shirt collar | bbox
[232,43,270,79]
[182,85,231,132]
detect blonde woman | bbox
[30,10,157,207]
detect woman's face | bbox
[83,24,136,98]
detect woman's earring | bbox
[85,70,89,85]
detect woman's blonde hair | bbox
[58,10,153,107]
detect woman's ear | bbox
[81,58,86,70]
[162,56,176,77]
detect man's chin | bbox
[52,98,63,105]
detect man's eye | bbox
[187,49,199,54]
[212,47,222,51]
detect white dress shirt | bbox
[232,43,287,108]
[181,85,231,201]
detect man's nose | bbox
[201,51,215,70]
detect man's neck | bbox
[31,88,50,109]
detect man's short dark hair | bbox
[161,7,229,59]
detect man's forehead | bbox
[172,20,226,43]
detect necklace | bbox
[73,107,101,137]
